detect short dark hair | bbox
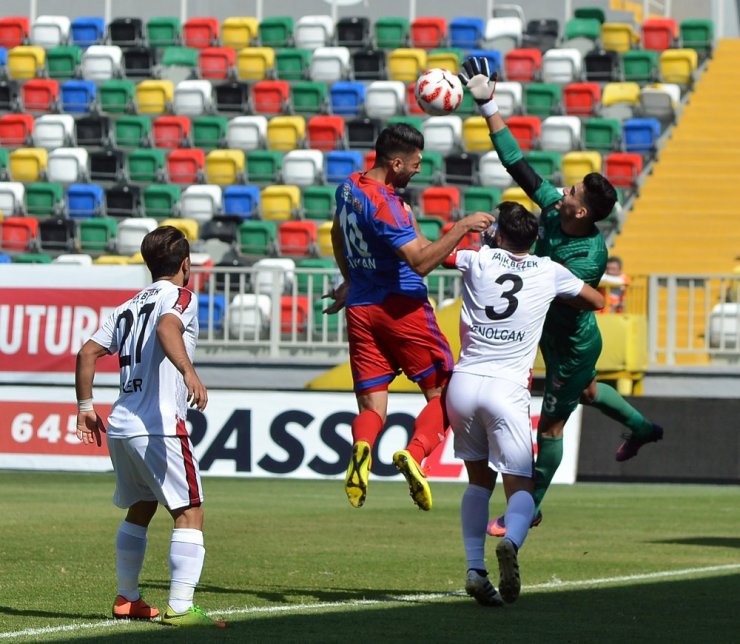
[496,201,539,251]
[607,255,623,268]
[582,172,617,222]
[375,123,424,164]
[140,226,190,280]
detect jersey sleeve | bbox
[161,287,197,328]
[552,262,585,298]
[90,308,119,354]
[562,255,603,287]
[374,198,418,249]
[449,249,475,272]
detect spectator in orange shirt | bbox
[600,256,630,313]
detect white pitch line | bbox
[2,563,739,640]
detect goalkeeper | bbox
[458,57,664,536]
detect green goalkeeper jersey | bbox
[491,127,607,345]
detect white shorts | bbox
[446,370,535,477]
[107,433,204,511]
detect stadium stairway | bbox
[610,38,740,364]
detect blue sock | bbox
[504,490,535,550]
[461,484,493,571]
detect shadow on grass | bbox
[69,573,740,644]
[647,536,740,549]
[0,606,102,620]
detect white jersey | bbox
[91,280,198,438]
[452,247,583,387]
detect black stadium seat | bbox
[336,17,371,48]
[346,117,382,149]
[39,216,76,252]
[445,152,479,185]
[108,17,144,47]
[523,19,559,51]
[214,81,250,113]
[123,46,156,78]
[584,48,621,82]
[75,115,111,148]
[90,149,125,182]
[0,80,20,111]
[105,183,141,218]
[200,215,241,244]
[352,49,386,81]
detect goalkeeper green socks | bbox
[589,382,654,437]
[533,435,563,513]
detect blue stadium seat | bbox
[326,150,364,184]
[71,17,105,48]
[623,117,661,154]
[449,17,485,48]
[66,183,103,218]
[329,81,366,117]
[0,252,11,263]
[466,49,502,76]
[198,293,226,332]
[223,185,260,220]
[61,80,96,113]
[0,47,6,72]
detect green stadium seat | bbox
[26,182,63,217]
[386,115,424,130]
[524,151,562,183]
[46,45,82,80]
[0,148,9,180]
[680,19,713,58]
[115,115,152,147]
[160,46,198,82]
[291,81,329,115]
[143,184,181,219]
[312,297,342,336]
[622,50,659,83]
[259,17,294,48]
[147,17,181,47]
[375,17,410,49]
[573,7,605,23]
[583,117,622,152]
[275,48,311,81]
[99,79,136,114]
[192,115,227,149]
[246,150,283,183]
[455,89,478,117]
[411,151,443,185]
[417,215,444,241]
[296,258,336,294]
[79,218,117,253]
[463,186,501,214]
[302,185,336,221]
[14,252,53,263]
[524,83,562,117]
[127,149,166,183]
[239,219,278,255]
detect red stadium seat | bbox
[506,116,541,151]
[505,48,542,82]
[605,152,643,188]
[153,115,192,149]
[406,82,425,115]
[199,47,236,80]
[0,17,30,48]
[166,148,205,184]
[563,82,601,116]
[251,80,290,114]
[420,186,460,221]
[411,17,447,49]
[1,216,39,251]
[0,113,34,146]
[364,150,376,171]
[441,221,480,251]
[280,295,310,334]
[307,115,345,151]
[21,79,59,112]
[278,220,318,257]
[183,17,219,48]
[641,18,678,51]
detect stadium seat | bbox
[183,17,219,48]
[53,253,94,265]
[1,216,38,251]
[478,150,513,189]
[374,17,409,49]
[336,16,370,48]
[221,17,258,49]
[524,150,562,182]
[261,184,301,220]
[680,19,713,59]
[266,116,305,151]
[8,46,46,79]
[258,17,294,48]
[26,181,63,217]
[223,184,260,219]
[330,81,365,116]
[416,215,444,241]
[0,78,16,111]
[46,45,82,80]
[237,46,275,81]
[159,217,198,241]
[136,80,174,114]
[0,17,30,49]
[80,45,123,81]
[506,116,540,151]
[561,151,602,187]
[601,22,638,53]
[405,81,425,115]
[0,182,25,216]
[38,215,76,251]
[115,115,152,148]
[523,18,559,52]
[352,48,387,81]
[605,152,642,189]
[9,148,47,182]
[205,149,246,185]
[309,46,351,82]
[409,151,443,186]
[226,115,267,151]
[76,114,110,148]
[0,149,8,181]
[280,295,310,335]
[228,293,271,338]
[482,17,522,54]
[504,48,541,82]
[659,49,698,86]
[159,46,199,83]
[200,215,240,245]
[316,220,334,257]
[302,185,336,220]
[600,82,640,120]
[295,15,335,50]
[427,47,464,73]
[252,80,290,114]
[142,184,180,219]
[33,114,75,149]
[291,80,328,116]
[501,186,536,212]
[326,150,363,184]
[282,150,325,187]
[173,79,214,116]
[153,115,192,149]
[192,115,227,150]
[524,83,561,118]
[563,82,601,116]
[639,83,680,127]
[14,251,54,263]
[295,257,336,294]
[540,115,581,152]
[239,219,277,255]
[584,48,620,82]
[108,18,143,47]
[0,113,34,146]
[21,78,59,112]
[422,116,463,156]
[449,17,485,49]
[583,117,622,152]
[307,115,346,151]
[273,48,310,81]
[440,220,479,251]
[346,118,381,150]
[99,79,135,114]
[0,47,6,76]
[167,148,205,184]
[94,254,131,265]
[642,18,678,51]
[179,184,222,223]
[541,48,583,84]
[410,17,447,49]
[146,17,181,47]
[622,117,661,154]
[444,151,479,185]
[198,292,226,334]
[116,217,156,254]
[70,17,105,48]
[491,81,523,119]
[127,149,166,183]
[278,220,318,257]
[89,149,125,182]
[562,18,601,56]
[214,81,249,113]
[79,216,116,251]
[420,186,460,221]
[622,49,660,83]
[462,186,501,214]
[123,46,156,78]
[387,48,427,82]
[365,80,406,119]
[66,183,103,218]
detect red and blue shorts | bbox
[346,294,453,394]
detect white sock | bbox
[503,490,535,550]
[116,521,148,601]
[168,528,205,614]
[461,484,493,572]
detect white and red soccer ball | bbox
[414,68,464,116]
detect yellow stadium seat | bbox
[600,22,639,52]
[463,116,494,152]
[205,149,245,185]
[9,147,48,182]
[158,217,199,241]
[601,82,641,106]
[388,48,427,82]
[128,252,146,264]
[7,46,46,79]
[561,151,602,187]
[427,50,460,73]
[267,116,305,151]
[260,184,301,220]
[317,220,334,257]
[136,80,174,114]
[501,186,537,213]
[94,255,131,265]
[222,17,259,49]
[237,46,275,80]
[659,49,698,85]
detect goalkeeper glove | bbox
[458,56,499,118]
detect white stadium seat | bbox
[364,81,406,119]
[32,114,76,149]
[541,116,582,152]
[180,184,223,224]
[0,182,26,216]
[116,217,157,255]
[478,150,513,189]
[228,293,271,338]
[541,48,583,84]
[31,15,71,48]
[47,147,88,183]
[226,115,268,151]
[493,81,523,119]
[173,80,214,116]
[281,150,325,187]
[294,15,335,50]
[309,47,351,83]
[422,116,463,156]
[81,45,123,81]
[482,17,522,54]
[252,257,296,295]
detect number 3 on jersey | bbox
[485,273,523,321]
[116,302,155,368]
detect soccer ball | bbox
[414,68,464,116]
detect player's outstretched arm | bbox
[157,314,208,411]
[564,284,606,311]
[75,340,109,446]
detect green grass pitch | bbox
[0,471,738,642]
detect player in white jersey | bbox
[75,226,225,628]
[443,203,605,607]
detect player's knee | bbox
[579,382,599,405]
